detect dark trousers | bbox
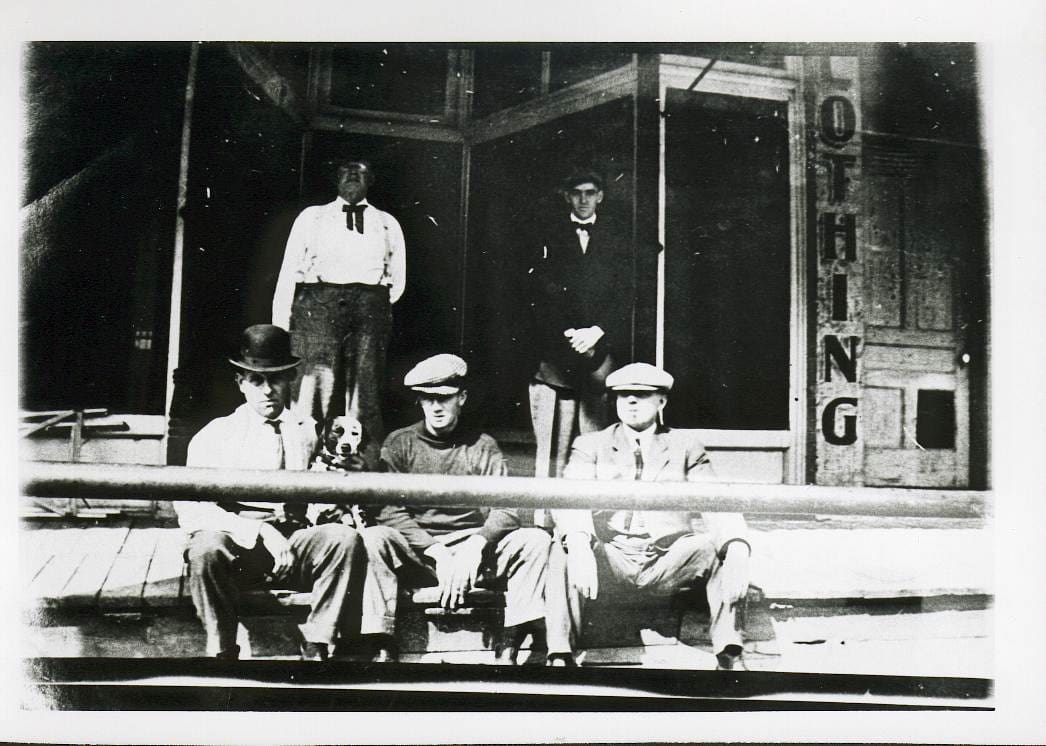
[289,282,391,468]
[185,524,364,657]
[545,534,742,657]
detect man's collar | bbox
[335,196,371,208]
[571,215,596,226]
[621,422,657,444]
[241,403,291,426]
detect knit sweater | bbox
[375,421,519,553]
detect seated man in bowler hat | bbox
[358,354,553,663]
[174,324,365,661]
[545,363,752,670]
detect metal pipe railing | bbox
[22,462,991,519]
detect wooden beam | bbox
[467,63,637,145]
[225,43,306,125]
[309,112,463,143]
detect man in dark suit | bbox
[528,168,633,480]
[545,363,751,670]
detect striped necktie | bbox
[265,419,285,470]
[624,439,644,532]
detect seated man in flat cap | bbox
[546,363,751,670]
[360,354,552,663]
[175,324,365,661]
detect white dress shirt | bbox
[175,405,305,548]
[272,196,407,328]
[571,216,596,254]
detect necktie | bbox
[343,204,366,233]
[265,419,285,470]
[624,439,644,532]
[573,221,594,254]
[573,222,595,239]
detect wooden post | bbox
[163,42,200,466]
[632,53,660,364]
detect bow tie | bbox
[343,204,366,233]
[572,221,596,233]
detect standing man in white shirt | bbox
[272,158,407,468]
[176,324,365,661]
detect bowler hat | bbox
[229,324,301,373]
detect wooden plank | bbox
[28,552,87,607]
[119,526,162,557]
[20,527,65,584]
[98,554,153,612]
[863,386,904,448]
[143,529,188,609]
[26,527,91,604]
[98,527,162,612]
[864,343,955,373]
[61,523,131,609]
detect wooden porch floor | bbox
[19,515,992,678]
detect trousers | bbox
[528,381,608,481]
[544,533,743,657]
[185,524,363,657]
[289,282,391,468]
[358,525,552,633]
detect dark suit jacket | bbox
[552,423,748,553]
[528,213,633,389]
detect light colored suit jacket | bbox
[175,404,319,548]
[552,423,748,554]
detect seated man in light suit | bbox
[545,363,751,670]
[175,324,365,661]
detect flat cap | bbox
[605,362,674,392]
[404,353,468,394]
[561,167,604,191]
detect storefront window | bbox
[663,89,792,430]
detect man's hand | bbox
[719,542,751,605]
[427,536,486,609]
[564,326,605,355]
[259,522,295,582]
[564,533,598,600]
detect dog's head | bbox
[324,415,364,461]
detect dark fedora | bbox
[229,324,301,373]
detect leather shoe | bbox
[715,645,747,671]
[300,641,329,662]
[372,645,398,663]
[547,653,577,668]
[215,645,240,661]
[493,644,519,666]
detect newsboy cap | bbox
[605,362,674,392]
[229,324,301,373]
[404,353,468,394]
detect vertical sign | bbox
[808,57,865,486]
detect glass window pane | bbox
[663,89,791,430]
[548,45,632,90]
[471,46,544,117]
[328,45,448,115]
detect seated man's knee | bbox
[186,531,237,571]
[359,525,405,556]
[314,522,362,552]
